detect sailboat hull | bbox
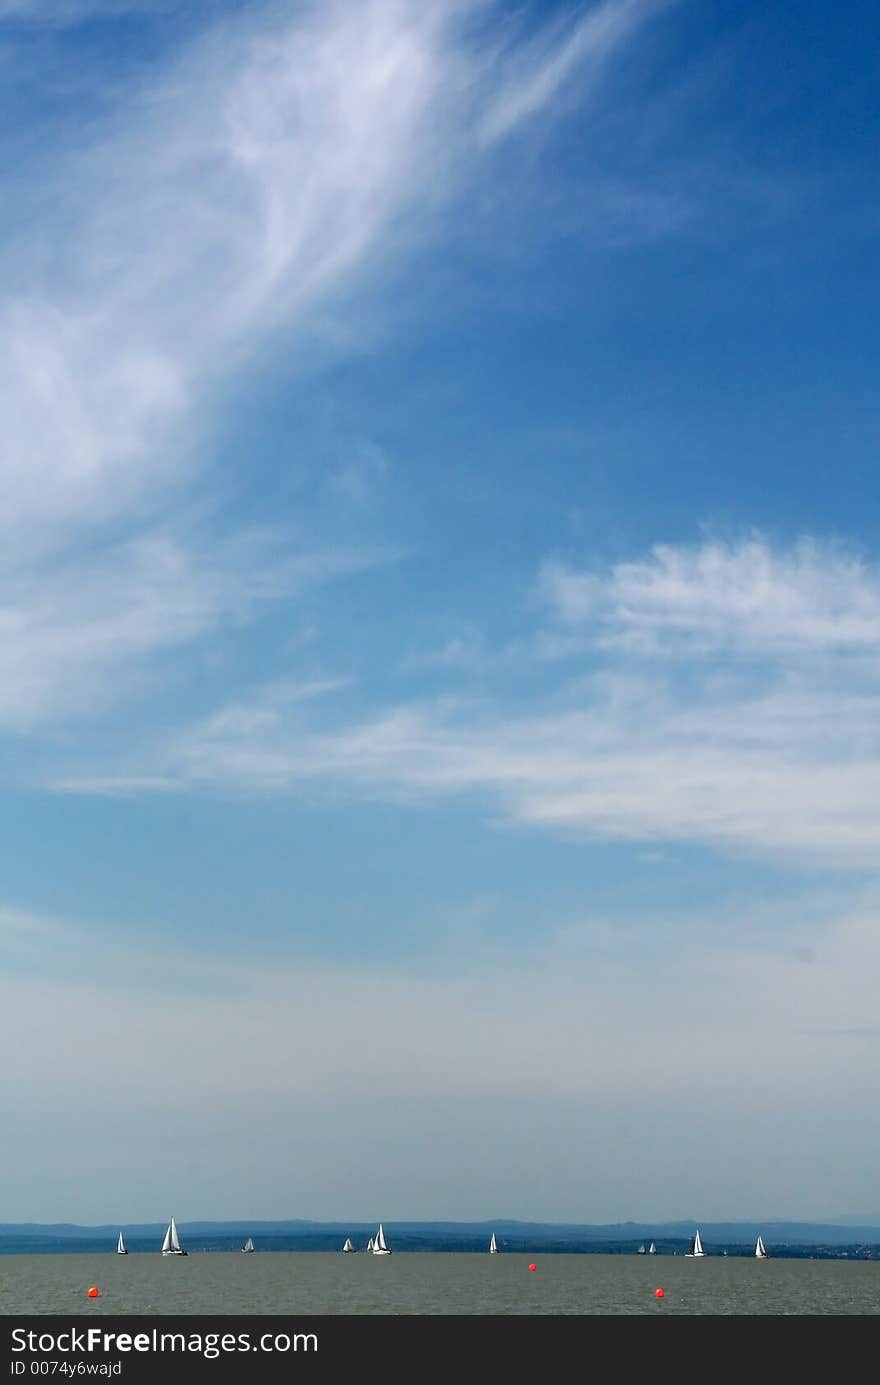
[162,1250,188,1256]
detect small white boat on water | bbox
[648,1242,656,1254]
[637,1243,646,1254]
[341,1238,356,1253]
[489,1233,498,1254]
[241,1237,255,1253]
[755,1235,768,1258]
[685,1229,705,1257]
[370,1224,391,1255]
[161,1217,187,1256]
[116,1232,128,1255]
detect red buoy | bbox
[528,1263,536,1271]
[654,1287,664,1298]
[87,1287,99,1298]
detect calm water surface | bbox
[1,1253,878,1316]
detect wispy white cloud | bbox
[479,0,670,145]
[2,0,668,731]
[0,527,374,729]
[537,535,880,656]
[66,536,880,866]
[3,0,668,547]
[3,1,448,542]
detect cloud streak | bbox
[66,536,880,866]
[479,0,669,145]
[0,526,377,729]
[2,0,668,732]
[537,536,880,655]
[3,0,668,546]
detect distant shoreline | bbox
[2,1219,880,1259]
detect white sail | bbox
[116,1232,127,1255]
[637,1243,646,1254]
[242,1237,255,1253]
[489,1233,498,1253]
[342,1237,355,1252]
[648,1242,656,1254]
[161,1217,187,1255]
[755,1236,767,1258]
[366,1236,374,1251]
[371,1223,391,1254]
[685,1229,704,1257]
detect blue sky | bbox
[2,0,880,1226]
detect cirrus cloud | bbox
[57,535,880,867]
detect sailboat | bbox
[648,1242,656,1254]
[116,1231,128,1256]
[241,1237,255,1253]
[755,1235,768,1259]
[685,1229,705,1257]
[365,1236,374,1251]
[489,1233,498,1254]
[637,1243,646,1254]
[161,1217,187,1256]
[341,1238,356,1253]
[370,1224,392,1255]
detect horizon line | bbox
[3,1216,880,1232]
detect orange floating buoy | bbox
[654,1287,664,1298]
[528,1263,537,1271]
[87,1286,99,1298]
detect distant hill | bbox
[2,1217,880,1255]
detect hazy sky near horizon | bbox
[3,0,880,1226]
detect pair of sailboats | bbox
[116,1220,186,1255]
[364,1224,391,1255]
[637,1242,656,1255]
[684,1230,769,1258]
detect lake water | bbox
[1,1252,878,1315]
